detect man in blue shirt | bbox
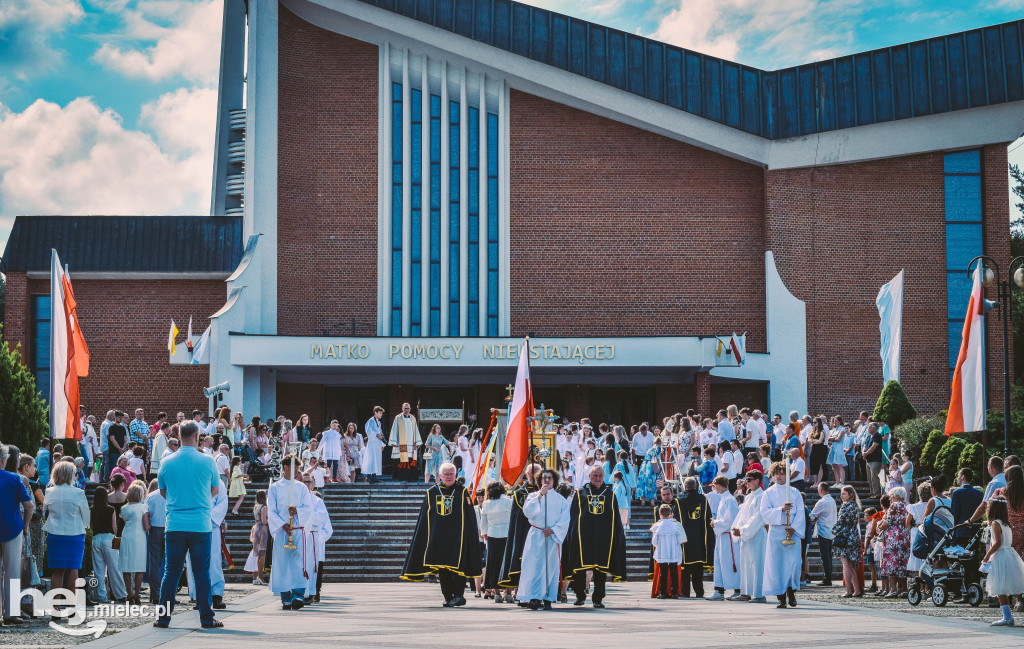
[154,422,223,629]
[970,456,1007,526]
[1,443,35,623]
[35,439,51,487]
[951,468,984,540]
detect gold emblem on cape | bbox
[587,495,605,515]
[689,505,702,520]
[436,493,454,516]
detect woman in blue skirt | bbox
[42,461,90,596]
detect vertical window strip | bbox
[410,88,423,337]
[467,106,480,336]
[448,98,461,335]
[486,112,499,336]
[429,94,442,336]
[32,295,52,405]
[391,82,403,336]
[943,149,982,376]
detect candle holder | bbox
[782,508,796,545]
[283,512,298,550]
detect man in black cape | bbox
[648,484,684,581]
[678,476,713,598]
[497,463,541,591]
[400,462,482,606]
[562,465,626,608]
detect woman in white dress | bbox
[344,423,364,481]
[903,481,931,575]
[320,421,349,483]
[467,428,484,484]
[456,425,472,478]
[118,483,149,605]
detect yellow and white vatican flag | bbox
[945,268,986,435]
[168,320,179,355]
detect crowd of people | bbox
[2,401,1024,628]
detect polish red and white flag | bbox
[501,338,533,485]
[945,268,985,435]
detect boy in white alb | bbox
[304,489,332,603]
[268,456,316,609]
[733,470,768,602]
[651,504,686,598]
[304,458,326,488]
[707,476,741,600]
[760,460,806,608]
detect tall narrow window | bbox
[448,99,461,335]
[429,94,442,336]
[467,106,480,336]
[410,88,423,336]
[391,82,403,336]
[32,295,52,405]
[486,111,499,336]
[944,150,983,381]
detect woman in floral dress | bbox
[879,486,911,598]
[831,484,864,597]
[423,425,446,483]
[635,440,663,505]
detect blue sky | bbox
[1,0,1023,252]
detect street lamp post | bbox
[967,255,1024,458]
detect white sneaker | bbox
[990,619,1015,627]
[705,592,725,601]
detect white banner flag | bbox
[875,270,904,384]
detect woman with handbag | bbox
[423,425,446,484]
[118,483,149,605]
[90,486,127,603]
[832,484,864,597]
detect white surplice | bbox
[186,486,228,597]
[361,417,385,475]
[734,488,767,598]
[711,492,741,590]
[759,483,806,596]
[305,495,331,596]
[389,415,421,460]
[267,478,315,594]
[517,491,571,603]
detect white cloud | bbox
[0,91,215,246]
[648,0,875,69]
[0,0,83,83]
[92,0,223,84]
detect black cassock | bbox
[400,483,482,580]
[647,497,684,577]
[562,483,627,580]
[678,490,713,566]
[497,485,537,588]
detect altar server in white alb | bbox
[517,469,571,610]
[305,489,333,603]
[186,483,229,609]
[732,470,768,602]
[361,406,386,482]
[707,476,741,600]
[760,460,806,608]
[268,456,316,610]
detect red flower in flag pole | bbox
[501,338,533,485]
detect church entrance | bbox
[588,386,655,429]
[322,386,388,433]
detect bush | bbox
[0,325,49,459]
[982,409,1024,458]
[873,380,918,429]
[920,430,947,473]
[935,436,968,480]
[958,442,985,476]
[894,415,946,458]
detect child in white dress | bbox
[982,499,1024,627]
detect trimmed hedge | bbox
[873,380,918,429]
[935,436,968,480]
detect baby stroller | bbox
[907,514,985,607]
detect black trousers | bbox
[657,563,678,596]
[680,563,704,598]
[437,569,466,601]
[571,571,606,603]
[316,561,324,595]
[817,538,833,582]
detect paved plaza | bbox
[2,582,1016,649]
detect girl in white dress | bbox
[982,499,1024,627]
[118,483,149,605]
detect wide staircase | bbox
[223,478,880,583]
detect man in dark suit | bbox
[950,468,983,540]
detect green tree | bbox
[920,429,946,472]
[957,441,985,476]
[0,324,49,457]
[935,436,968,479]
[873,380,918,429]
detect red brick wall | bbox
[277,7,378,336]
[655,383,695,418]
[2,275,224,417]
[766,148,1011,417]
[710,382,768,414]
[508,90,767,350]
